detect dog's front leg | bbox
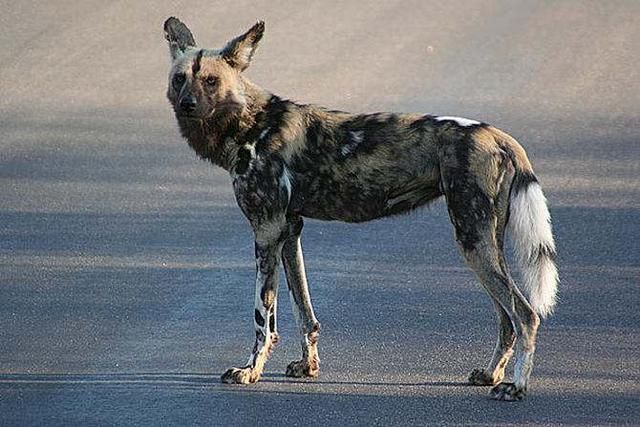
[221,223,284,384]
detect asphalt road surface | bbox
[1,1,638,425]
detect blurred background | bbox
[0,1,638,425]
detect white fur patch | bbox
[435,116,481,127]
[513,350,535,389]
[341,131,364,156]
[509,182,558,318]
[350,130,364,143]
[245,143,256,157]
[280,166,293,200]
[259,127,270,141]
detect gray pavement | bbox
[1,1,639,425]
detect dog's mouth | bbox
[175,108,216,120]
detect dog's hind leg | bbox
[463,245,540,400]
[462,243,540,401]
[281,217,321,378]
[442,153,539,401]
[469,163,516,386]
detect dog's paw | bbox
[468,368,501,386]
[285,359,319,378]
[221,367,260,384]
[489,382,527,401]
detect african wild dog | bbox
[164,18,558,401]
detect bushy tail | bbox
[508,174,559,318]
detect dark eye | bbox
[205,76,217,87]
[173,73,186,88]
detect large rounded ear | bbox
[164,17,197,60]
[221,21,265,72]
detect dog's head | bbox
[164,17,264,120]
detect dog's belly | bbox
[291,168,443,223]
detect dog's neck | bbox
[179,78,273,171]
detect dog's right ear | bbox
[164,17,196,60]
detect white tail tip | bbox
[509,182,559,318]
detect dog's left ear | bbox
[221,21,265,72]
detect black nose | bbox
[180,96,197,112]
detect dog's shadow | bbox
[0,372,466,389]
[260,372,466,388]
[0,373,217,386]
